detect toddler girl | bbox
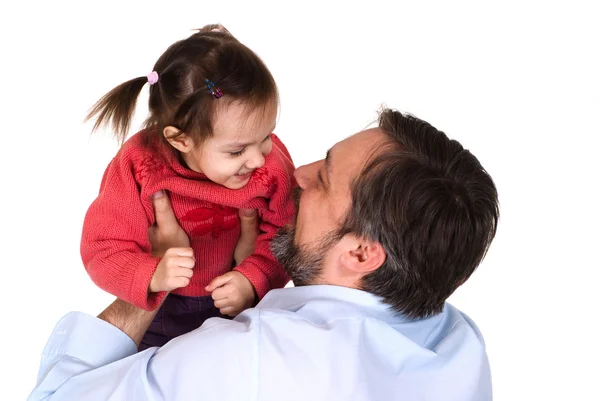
[81,24,296,350]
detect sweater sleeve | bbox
[234,136,296,299]
[80,148,166,311]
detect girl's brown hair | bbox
[85,24,278,148]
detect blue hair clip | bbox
[205,79,223,99]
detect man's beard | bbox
[271,226,339,287]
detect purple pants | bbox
[139,294,223,351]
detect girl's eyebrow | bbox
[222,128,275,149]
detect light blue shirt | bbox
[28,285,492,400]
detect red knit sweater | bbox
[81,132,296,311]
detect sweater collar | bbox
[156,139,209,181]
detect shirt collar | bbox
[257,285,413,324]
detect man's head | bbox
[272,108,499,319]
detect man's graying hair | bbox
[338,109,499,319]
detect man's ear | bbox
[163,126,194,153]
[339,234,386,274]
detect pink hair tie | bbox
[147,71,159,85]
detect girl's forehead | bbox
[212,101,277,140]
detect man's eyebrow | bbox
[323,149,332,187]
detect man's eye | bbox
[317,169,325,186]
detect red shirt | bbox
[81,132,296,311]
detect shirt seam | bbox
[254,309,261,401]
[41,351,108,373]
[258,314,370,327]
[429,318,464,350]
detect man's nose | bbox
[294,160,322,189]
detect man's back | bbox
[153,286,491,400]
[28,286,491,401]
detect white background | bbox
[1,1,598,399]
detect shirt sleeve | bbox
[234,136,296,298]
[28,312,257,401]
[80,149,165,311]
[27,312,138,400]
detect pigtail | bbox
[85,77,148,144]
[82,23,276,149]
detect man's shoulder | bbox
[149,316,260,399]
[153,316,260,365]
[423,303,487,355]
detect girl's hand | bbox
[205,271,256,316]
[149,247,195,292]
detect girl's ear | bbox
[163,126,194,153]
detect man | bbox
[28,109,498,400]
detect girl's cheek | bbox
[227,159,244,176]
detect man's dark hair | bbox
[338,109,499,319]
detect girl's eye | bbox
[263,134,272,142]
[230,148,246,157]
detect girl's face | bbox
[182,100,277,189]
